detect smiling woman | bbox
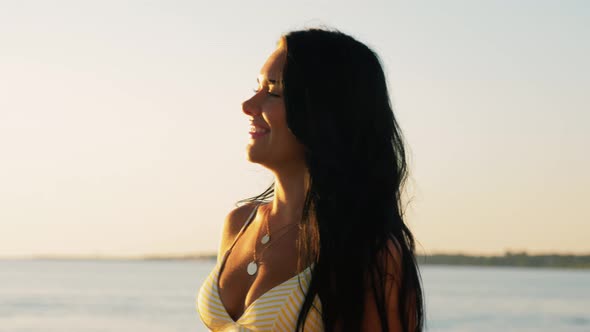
[197,28,425,332]
[243,48,305,171]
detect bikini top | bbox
[196,203,324,332]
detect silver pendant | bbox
[261,234,270,244]
[247,261,258,275]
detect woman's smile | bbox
[248,124,271,139]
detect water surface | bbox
[0,260,588,331]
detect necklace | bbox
[247,204,299,276]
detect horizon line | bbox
[2,249,590,261]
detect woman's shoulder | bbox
[224,202,259,232]
[380,236,403,285]
[218,201,260,259]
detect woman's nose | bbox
[242,95,261,116]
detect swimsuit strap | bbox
[220,201,263,265]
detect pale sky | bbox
[1,0,588,257]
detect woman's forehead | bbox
[259,48,286,81]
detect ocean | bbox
[0,260,588,331]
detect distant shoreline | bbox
[2,251,589,269]
[415,252,590,269]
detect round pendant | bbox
[247,261,258,275]
[261,234,270,244]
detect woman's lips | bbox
[249,124,270,139]
[249,131,270,139]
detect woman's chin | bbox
[245,145,265,164]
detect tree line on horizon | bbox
[21,251,589,269]
[179,250,590,269]
[415,251,590,269]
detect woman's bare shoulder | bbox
[218,202,260,258]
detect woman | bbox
[197,28,425,332]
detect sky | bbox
[1,0,588,257]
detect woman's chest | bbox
[217,233,300,321]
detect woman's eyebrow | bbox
[257,76,281,85]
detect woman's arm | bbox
[361,238,414,332]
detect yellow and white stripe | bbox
[197,264,324,332]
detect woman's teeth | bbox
[249,125,270,134]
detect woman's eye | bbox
[252,87,281,98]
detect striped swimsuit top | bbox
[197,203,324,332]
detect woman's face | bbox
[242,47,305,170]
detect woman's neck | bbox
[269,166,309,227]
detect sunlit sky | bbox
[1,1,588,257]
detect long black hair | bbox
[238,28,425,332]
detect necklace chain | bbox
[248,203,298,275]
